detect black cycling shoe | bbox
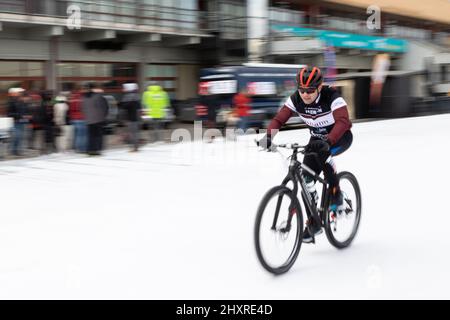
[302,220,323,243]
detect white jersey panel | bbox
[330,97,347,111]
[284,97,298,114]
[299,112,335,128]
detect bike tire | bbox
[254,185,303,275]
[324,171,362,249]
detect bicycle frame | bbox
[272,146,331,241]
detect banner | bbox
[272,25,408,53]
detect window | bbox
[0,62,21,77]
[0,61,45,115]
[140,0,199,30]
[269,7,304,25]
[0,1,25,14]
[79,64,99,77]
[145,64,178,97]
[26,62,45,77]
[113,64,137,77]
[116,0,136,24]
[146,64,176,78]
[57,62,137,93]
[58,63,79,77]
[0,61,45,77]
[93,0,115,22]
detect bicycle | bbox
[254,142,362,275]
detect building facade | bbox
[215,0,449,97]
[0,0,448,115]
[0,0,214,113]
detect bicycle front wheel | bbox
[325,171,362,249]
[254,185,303,275]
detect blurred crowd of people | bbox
[1,82,172,159]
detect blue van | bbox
[195,63,306,128]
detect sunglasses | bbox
[299,87,317,94]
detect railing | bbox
[0,0,27,13]
[217,16,247,40]
[0,1,446,43]
[0,0,206,32]
[269,7,304,26]
[213,0,247,40]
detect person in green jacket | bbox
[142,84,170,142]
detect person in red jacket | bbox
[257,66,353,243]
[68,86,86,153]
[232,88,251,131]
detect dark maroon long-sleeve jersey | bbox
[267,86,352,145]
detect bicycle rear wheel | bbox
[324,171,362,249]
[254,185,303,274]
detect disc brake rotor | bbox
[276,221,290,241]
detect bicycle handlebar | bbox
[254,139,307,153]
[273,143,307,150]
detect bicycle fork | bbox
[270,192,297,233]
[271,173,299,233]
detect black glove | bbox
[306,139,330,153]
[256,135,273,151]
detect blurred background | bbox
[0,0,448,158]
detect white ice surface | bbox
[1,114,450,299]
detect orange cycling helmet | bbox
[296,66,323,89]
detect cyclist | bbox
[257,66,353,243]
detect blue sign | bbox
[272,25,408,53]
